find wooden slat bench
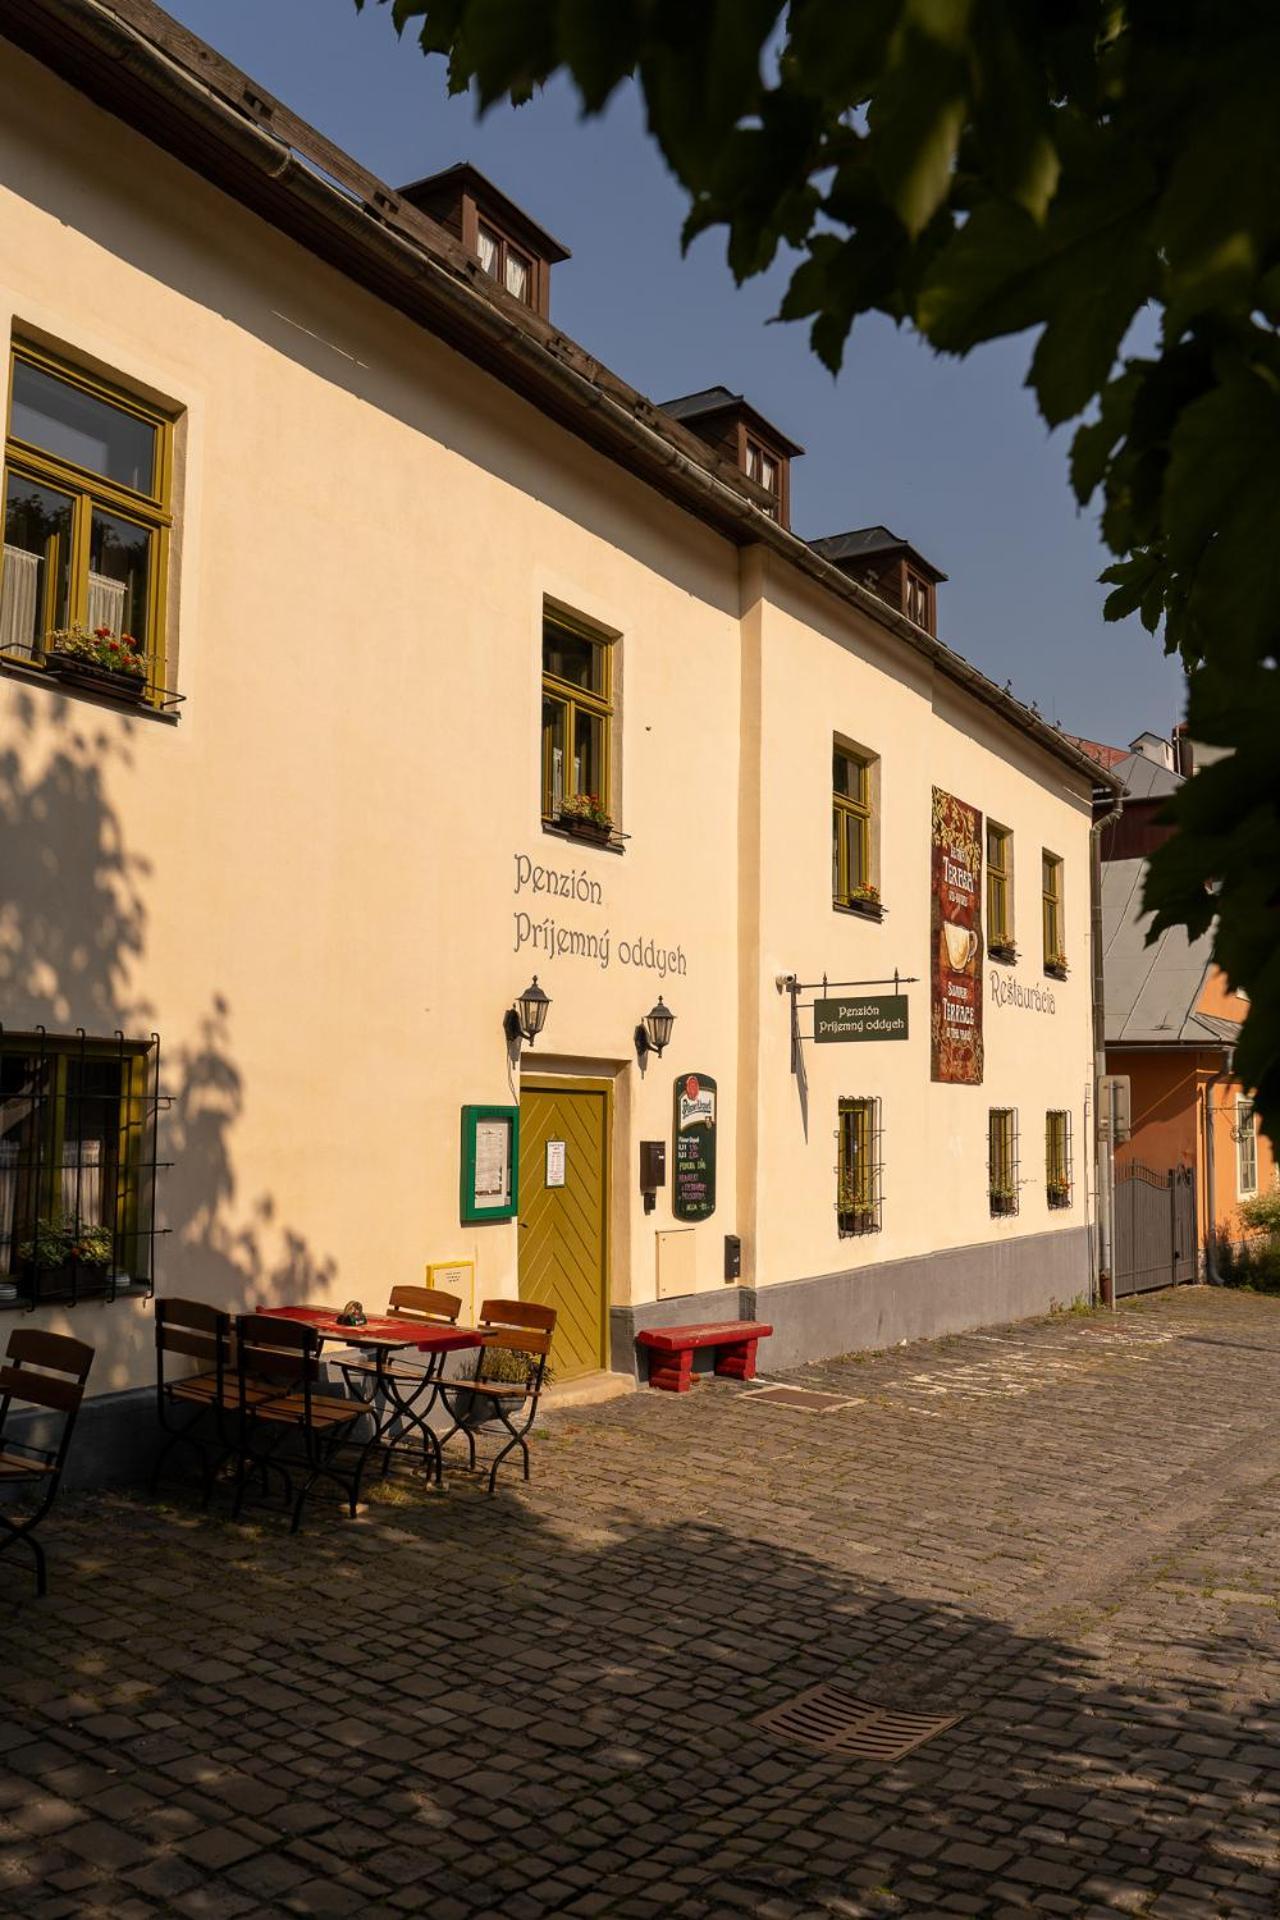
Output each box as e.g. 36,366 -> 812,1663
635,1321 -> 773,1393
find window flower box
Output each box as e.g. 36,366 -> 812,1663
1047,1183 -> 1072,1209
44,626 -> 148,704
989,939 -> 1019,964
557,795 -> 614,845
1045,957 -> 1069,981
838,1206 -> 879,1237
989,1188 -> 1018,1217
17,1218 -> 114,1301
841,885 -> 885,922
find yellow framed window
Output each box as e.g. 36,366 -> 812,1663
541,607 -> 615,832
1,343 -> 172,699
1042,851 -> 1066,974
0,1030 -> 157,1306
1045,1109 -> 1072,1208
837,1096 -> 881,1236
988,1107 -> 1018,1215
833,744 -> 877,912
986,823 -> 1014,954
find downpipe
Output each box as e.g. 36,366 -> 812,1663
1202,1051 -> 1235,1284
1091,797 -> 1123,1306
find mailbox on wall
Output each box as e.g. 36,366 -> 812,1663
640,1140 -> 666,1214
724,1234 -> 741,1282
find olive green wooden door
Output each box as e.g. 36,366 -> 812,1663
518,1081 -> 609,1381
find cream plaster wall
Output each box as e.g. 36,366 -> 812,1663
746,559 -> 1095,1296
0,47 -> 743,1397
0,45 -> 1098,1406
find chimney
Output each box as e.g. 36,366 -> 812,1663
1173,723 -> 1194,777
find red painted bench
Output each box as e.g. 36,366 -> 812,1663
636,1321 -> 773,1393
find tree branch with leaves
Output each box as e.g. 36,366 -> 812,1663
359,0 -> 1280,1132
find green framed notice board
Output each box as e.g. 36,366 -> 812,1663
460,1104 -> 519,1224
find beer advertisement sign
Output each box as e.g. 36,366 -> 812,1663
930,788 -> 984,1084
672,1072 -> 717,1221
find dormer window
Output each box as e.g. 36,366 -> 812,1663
477,221 -> 533,305
808,527 -> 946,637
658,389 -> 802,531
905,568 -> 933,629
744,439 -> 780,518
397,163 -> 570,321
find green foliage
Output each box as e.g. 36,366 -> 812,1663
358,0 -> 1280,1136
18,1216 -> 113,1269
1238,1188 -> 1280,1239
1218,1233 -> 1280,1295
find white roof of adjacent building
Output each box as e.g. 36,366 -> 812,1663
1102,856 -> 1238,1047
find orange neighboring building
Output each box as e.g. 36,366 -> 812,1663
1097,732 -> 1275,1270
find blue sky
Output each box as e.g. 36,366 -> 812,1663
163,0 -> 1184,747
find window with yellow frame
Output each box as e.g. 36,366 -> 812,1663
986,822 -> 1015,956
1,343 -> 172,700
0,1031 -> 156,1302
1042,851 -> 1066,975
837,1095 -> 881,1235
832,742 -> 879,913
541,607 -> 615,832
1045,1109 -> 1072,1208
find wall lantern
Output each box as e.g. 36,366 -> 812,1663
635,996 -> 675,1064
504,976 -> 551,1048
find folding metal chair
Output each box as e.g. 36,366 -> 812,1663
233,1313 -> 370,1533
152,1297 -> 237,1503
434,1299 -> 556,1494
336,1286 -> 463,1474
0,1329 -> 94,1595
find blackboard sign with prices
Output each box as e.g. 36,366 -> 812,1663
672,1072 -> 717,1222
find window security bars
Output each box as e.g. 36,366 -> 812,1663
837,1096 -> 883,1236
988,1107 -> 1019,1216
0,1027 -> 168,1310
1045,1109 -> 1072,1208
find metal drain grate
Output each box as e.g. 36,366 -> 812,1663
753,1684 -> 958,1761
745,1384 -> 861,1413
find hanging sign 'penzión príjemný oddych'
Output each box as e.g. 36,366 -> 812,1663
813,994 -> 909,1043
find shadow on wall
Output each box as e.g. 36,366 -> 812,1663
0,1488 -> 1275,1909
0,689 -> 338,1380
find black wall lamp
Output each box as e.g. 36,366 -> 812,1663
635,995 -> 675,1065
505,976 -> 551,1048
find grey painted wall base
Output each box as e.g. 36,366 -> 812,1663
10,1386 -> 157,1492
611,1228 -> 1091,1381
611,1288 -> 757,1382
753,1226 -> 1092,1373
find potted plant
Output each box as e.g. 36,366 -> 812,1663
17,1216 -> 114,1297
989,1185 -> 1018,1217
1045,949 -> 1069,981
845,882 -> 884,920
837,1176 -> 877,1235
1047,1181 -> 1072,1209
455,1343 -> 554,1429
558,792 -> 614,845
989,937 -> 1019,964
43,625 -> 148,701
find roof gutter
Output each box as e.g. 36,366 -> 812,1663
1,0 -> 1120,800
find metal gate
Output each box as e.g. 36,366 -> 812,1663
1114,1162 -> 1197,1296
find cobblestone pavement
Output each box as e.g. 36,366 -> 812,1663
1,1286 -> 1278,1920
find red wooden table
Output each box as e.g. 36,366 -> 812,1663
262,1307 -> 483,1481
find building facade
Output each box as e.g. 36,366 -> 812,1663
1098,732 -> 1274,1274
0,1 -> 1112,1457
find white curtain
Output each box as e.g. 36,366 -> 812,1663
476,226 -> 499,277
0,1141 -> 17,1266
86,570 -> 127,632
504,252 -> 530,302
0,544 -> 40,656
61,1137 -> 102,1226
